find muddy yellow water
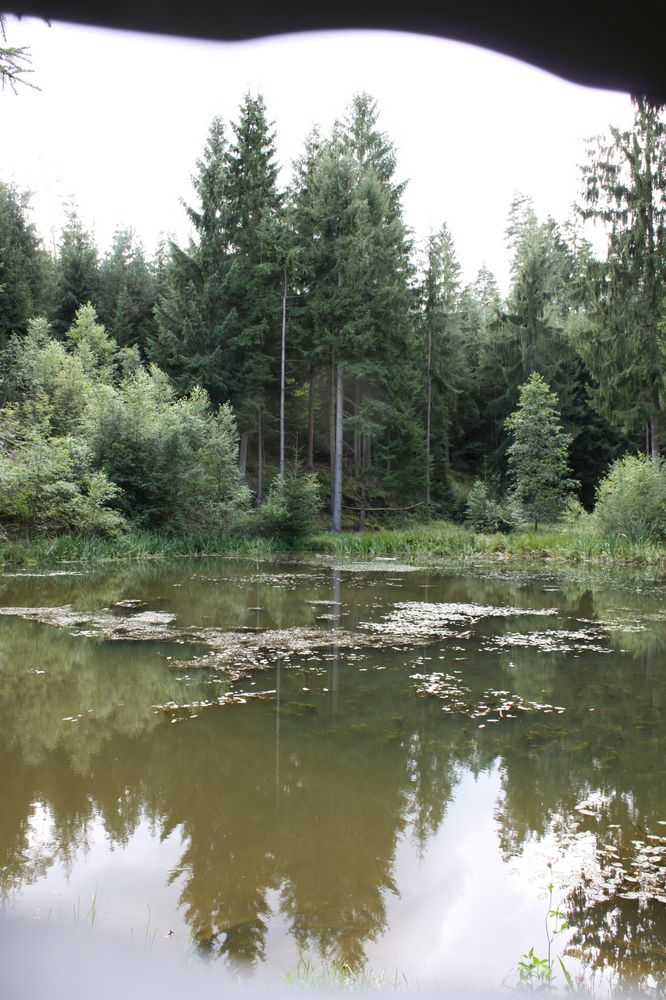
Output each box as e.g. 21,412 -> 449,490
1,557 -> 666,992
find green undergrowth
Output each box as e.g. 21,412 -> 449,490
309,521 -> 666,568
2,520 -> 666,571
0,528 -> 281,568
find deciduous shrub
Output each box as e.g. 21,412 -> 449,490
592,453 -> 666,543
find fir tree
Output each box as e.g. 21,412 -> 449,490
420,222 -> 461,505
151,115 -> 235,404
505,372 -> 577,530
50,209 -> 99,338
224,93 -> 284,500
0,182 -> 48,345
577,96 -> 666,459
97,227 -> 157,354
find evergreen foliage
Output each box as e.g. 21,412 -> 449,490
0,182 -> 48,346
505,372 -> 577,530
577,97 -> 666,458
420,222 -> 462,506
97,227 -> 158,353
0,91 -> 661,544
50,209 -> 99,337
464,480 -> 514,534
257,467 -> 322,545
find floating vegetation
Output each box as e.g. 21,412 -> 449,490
210,571 -> 327,589
0,603 -> 409,680
111,599 -> 148,610
577,830 -> 666,907
153,688 -> 277,720
1,570 -> 87,578
335,561 -> 420,575
0,605 -> 178,640
410,671 -> 565,721
532,794 -> 666,911
361,601 -> 557,642
486,628 -> 610,653
410,672 -> 471,711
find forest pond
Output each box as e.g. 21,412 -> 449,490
1,556 -> 666,993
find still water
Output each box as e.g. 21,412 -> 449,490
1,556 -> 665,992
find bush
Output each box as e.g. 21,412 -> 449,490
0,423 -> 126,538
436,475 -> 470,523
257,470 -> 322,545
464,480 -> 515,534
592,453 -> 666,544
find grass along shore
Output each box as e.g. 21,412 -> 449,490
2,521 -> 666,571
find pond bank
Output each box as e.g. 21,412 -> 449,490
2,521 -> 666,573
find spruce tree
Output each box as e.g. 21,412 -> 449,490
295,96 -> 422,529
98,227 -> 157,354
577,96 -> 666,459
151,115 -> 235,404
224,93 -> 284,500
420,222 -> 461,506
505,372 -> 576,530
0,181 -> 48,345
50,209 -> 99,338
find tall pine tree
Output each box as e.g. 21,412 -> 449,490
577,96 -> 666,459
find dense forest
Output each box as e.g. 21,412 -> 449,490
1,91 -> 665,543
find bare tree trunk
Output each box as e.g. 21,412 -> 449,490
650,414 -> 660,461
239,432 -> 248,477
353,378 -> 361,477
426,321 -> 432,506
332,363 -> 343,532
257,409 -> 263,504
279,265 -> 287,484
307,364 -> 315,470
329,358 -> 336,515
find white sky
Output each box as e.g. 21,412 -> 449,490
2,16 -> 634,295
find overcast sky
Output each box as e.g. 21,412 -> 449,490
2,16 -> 634,294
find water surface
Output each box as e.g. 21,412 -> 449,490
1,557 -> 665,992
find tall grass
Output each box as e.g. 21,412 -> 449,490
0,528 -> 280,568
3,520 -> 666,571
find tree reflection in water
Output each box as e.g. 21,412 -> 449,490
1,560 -> 666,986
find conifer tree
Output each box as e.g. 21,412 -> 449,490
577,96 -> 666,459
50,209 -> 99,338
420,222 -> 461,505
151,116 -> 235,404
98,227 -> 157,354
0,181 -> 48,345
295,96 -> 422,528
505,372 -> 576,530
224,93 -> 284,500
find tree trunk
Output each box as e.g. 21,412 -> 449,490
353,378 -> 361,477
257,409 -> 263,504
332,363 -> 343,532
307,364 -> 315,470
279,265 -> 287,484
329,358 -> 336,515
426,321 -> 432,506
650,414 -> 660,461
239,432 -> 248,477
